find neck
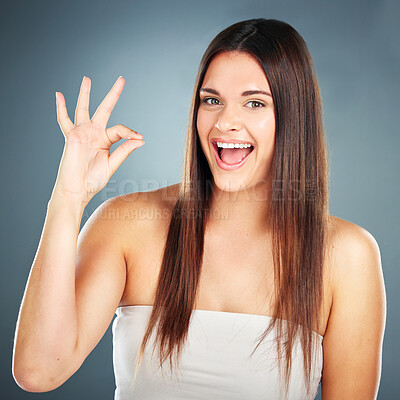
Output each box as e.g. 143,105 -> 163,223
206,180 -> 272,236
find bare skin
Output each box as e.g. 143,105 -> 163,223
114,186 -> 385,400
12,76 -> 145,391
12,67 -> 386,400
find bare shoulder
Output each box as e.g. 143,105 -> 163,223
98,182 -> 179,217
103,183 -> 180,254
326,215 -> 383,287
111,182 -> 180,219
325,214 -> 386,322
327,215 -> 381,258
321,215 -> 386,399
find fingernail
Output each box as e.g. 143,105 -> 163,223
131,130 -> 143,138
55,92 -> 58,100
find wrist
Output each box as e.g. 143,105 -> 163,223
48,187 -> 91,213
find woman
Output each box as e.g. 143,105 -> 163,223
12,18 -> 386,399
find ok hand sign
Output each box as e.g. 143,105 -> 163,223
54,76 -> 144,204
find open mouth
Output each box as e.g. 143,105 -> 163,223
211,140 -> 255,170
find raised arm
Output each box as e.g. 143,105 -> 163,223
321,220 -> 387,399
12,76 -> 144,392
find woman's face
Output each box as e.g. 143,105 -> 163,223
197,51 -> 276,194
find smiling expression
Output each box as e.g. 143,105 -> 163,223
196,51 -> 276,193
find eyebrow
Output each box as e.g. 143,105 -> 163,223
199,87 -> 272,97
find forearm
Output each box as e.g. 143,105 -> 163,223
13,190 -> 87,387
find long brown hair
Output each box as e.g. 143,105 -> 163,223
132,18 -> 330,398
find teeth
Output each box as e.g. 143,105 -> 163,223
216,142 -> 253,149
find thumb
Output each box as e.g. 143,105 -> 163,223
108,139 -> 145,176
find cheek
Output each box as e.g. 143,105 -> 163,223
196,111 -> 212,159
251,114 -> 276,162
256,113 -> 275,137
196,109 -> 214,141
248,113 -> 275,145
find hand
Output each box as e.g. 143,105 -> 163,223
53,76 -> 144,204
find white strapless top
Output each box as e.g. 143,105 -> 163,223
112,305 -> 323,399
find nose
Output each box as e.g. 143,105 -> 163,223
215,105 -> 243,132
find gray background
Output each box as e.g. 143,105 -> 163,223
1,0 -> 398,398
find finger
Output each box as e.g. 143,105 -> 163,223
108,139 -> 145,175
92,76 -> 125,128
74,76 -> 91,125
56,92 -> 74,136
104,124 -> 143,147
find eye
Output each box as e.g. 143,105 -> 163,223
201,97 -> 221,106
246,100 -> 266,109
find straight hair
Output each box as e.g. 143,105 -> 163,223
131,18 -> 330,399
